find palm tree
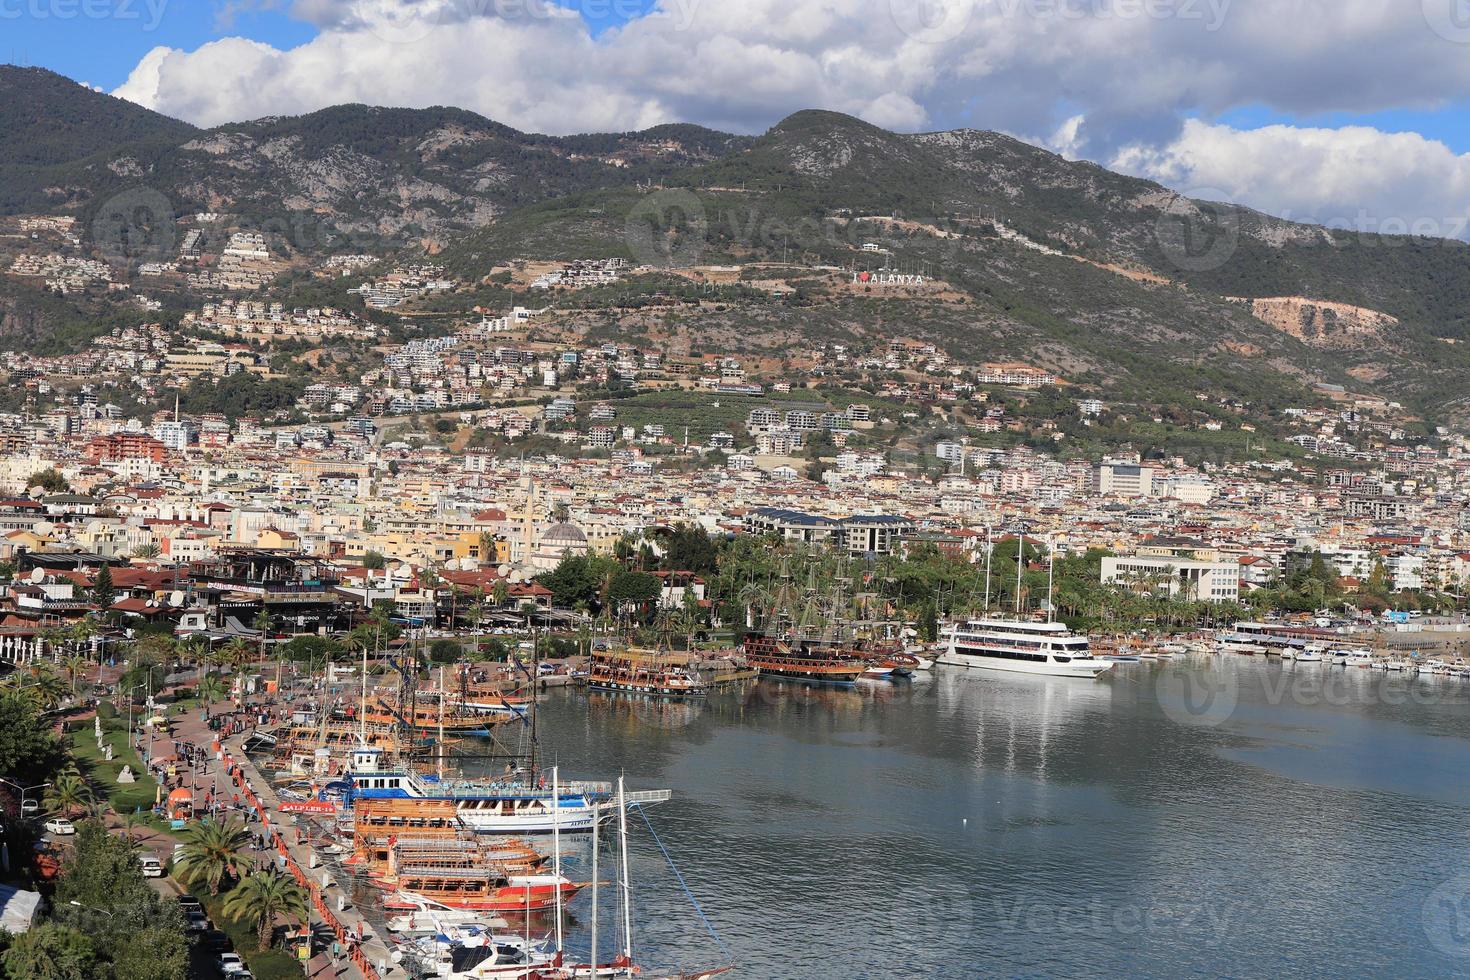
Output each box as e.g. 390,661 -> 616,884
20,664 -> 68,711
223,870 -> 310,949
66,617 -> 99,665
221,638 -> 253,673
60,653 -> 89,696
174,817 -> 251,895
197,673 -> 229,715
252,609 -> 272,668
120,811 -> 143,846
44,769 -> 93,817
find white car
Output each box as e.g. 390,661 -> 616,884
19,799 -> 39,817
44,818 -> 75,835
138,855 -> 164,878
217,952 -> 248,976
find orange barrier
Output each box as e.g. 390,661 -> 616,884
224,753 -> 381,980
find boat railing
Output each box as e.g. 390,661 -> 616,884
418,776 -> 616,797
602,789 -> 673,808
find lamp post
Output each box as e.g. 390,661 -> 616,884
0,778 -> 49,815
124,681 -> 147,761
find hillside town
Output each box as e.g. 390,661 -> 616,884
3,203 -> 1469,980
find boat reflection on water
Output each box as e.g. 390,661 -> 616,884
934,664 -> 1117,775
585,691 -> 705,732
741,677 -> 864,714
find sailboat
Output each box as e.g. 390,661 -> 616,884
533,776 -> 733,980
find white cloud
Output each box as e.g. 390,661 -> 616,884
1113,119 -> 1470,239
109,0 -> 1470,237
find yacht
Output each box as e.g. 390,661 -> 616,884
324,747 -> 670,834
938,619 -> 1113,678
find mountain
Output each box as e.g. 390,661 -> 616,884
0,67 -> 198,168
439,109 -> 1470,415
0,67 -> 752,249
6,69 -> 1470,418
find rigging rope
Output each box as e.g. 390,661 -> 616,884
632,803 -> 733,962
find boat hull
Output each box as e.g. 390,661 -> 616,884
588,679 -> 708,699
937,650 -> 1113,678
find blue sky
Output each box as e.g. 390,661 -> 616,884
8,1 -> 1470,234
4,1 -> 645,95
4,4 -> 309,90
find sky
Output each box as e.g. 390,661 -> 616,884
8,0 -> 1470,238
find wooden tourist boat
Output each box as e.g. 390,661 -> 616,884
588,648 -> 708,698
742,632 -> 867,684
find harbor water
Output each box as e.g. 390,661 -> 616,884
471,658 -> 1470,978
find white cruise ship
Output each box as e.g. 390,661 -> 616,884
938,618 -> 1113,678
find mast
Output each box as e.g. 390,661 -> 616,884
359,641 -> 367,744
436,664 -> 445,779
552,765 -> 563,959
1013,533 -> 1024,616
981,526 -> 993,615
1046,535 -> 1056,623
617,776 -> 633,961
529,626 -> 539,776
589,800 -> 599,974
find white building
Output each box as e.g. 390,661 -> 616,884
1101,555 -> 1241,604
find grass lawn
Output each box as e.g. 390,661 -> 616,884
68,725 -> 170,830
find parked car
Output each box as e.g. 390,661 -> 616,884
201,929 -> 231,954
19,799 -> 39,817
185,910 -> 210,933
43,818 -> 75,835
138,854 -> 164,878
177,894 -> 203,916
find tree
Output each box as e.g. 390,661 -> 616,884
197,672 -> 229,715
660,523 -> 720,576
607,570 -> 661,624
362,550 -> 387,570
0,924 -> 96,980
131,542 -> 161,560
1366,559 -> 1392,600
54,821 -> 189,980
174,817 -> 251,895
59,653 -> 89,696
91,563 -> 116,610
44,768 -> 94,817
0,690 -> 67,788
429,638 -> 463,664
26,468 -> 70,494
223,870 -> 310,950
